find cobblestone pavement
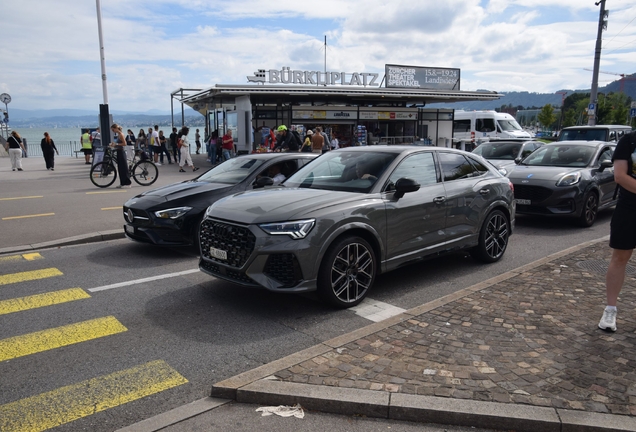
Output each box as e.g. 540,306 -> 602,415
273,242 -> 636,417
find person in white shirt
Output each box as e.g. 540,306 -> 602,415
268,164 -> 286,185
148,127 -> 161,165
331,134 -> 339,150
178,127 -> 200,173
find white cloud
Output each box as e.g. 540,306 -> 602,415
0,0 -> 634,112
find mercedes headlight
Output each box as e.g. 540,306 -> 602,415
259,219 -> 315,239
154,206 -> 192,219
556,172 -> 581,187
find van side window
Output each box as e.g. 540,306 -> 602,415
454,119 -> 471,133
476,119 -> 495,133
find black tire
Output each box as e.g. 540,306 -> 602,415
317,236 -> 376,308
90,161 -> 117,188
470,209 -> 509,263
131,161 -> 158,186
578,192 -> 598,227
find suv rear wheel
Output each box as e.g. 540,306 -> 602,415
470,209 -> 509,263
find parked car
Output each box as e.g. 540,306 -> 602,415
472,140 -> 544,176
122,152 -> 317,246
557,125 -> 631,143
508,141 -> 616,227
198,146 -> 515,308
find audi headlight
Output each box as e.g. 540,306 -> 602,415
259,219 -> 315,239
154,206 -> 192,219
556,172 -> 581,187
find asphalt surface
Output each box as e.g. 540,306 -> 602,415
0,154 -> 636,431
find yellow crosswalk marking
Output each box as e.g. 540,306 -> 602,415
0,288 -> 90,316
0,268 -> 63,286
0,253 -> 42,263
0,360 -> 188,432
0,195 -> 43,201
0,316 -> 127,362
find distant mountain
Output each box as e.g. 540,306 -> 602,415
7,108 -> 200,121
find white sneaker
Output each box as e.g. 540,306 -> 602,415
156,162 -> 162,166
598,308 -> 617,332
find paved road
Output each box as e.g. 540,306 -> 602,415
0,152 -> 618,431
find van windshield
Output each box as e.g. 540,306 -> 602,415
497,120 -> 523,132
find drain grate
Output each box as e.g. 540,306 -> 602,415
576,260 -> 636,275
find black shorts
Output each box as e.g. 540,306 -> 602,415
610,204 -> 636,250
82,148 -> 93,155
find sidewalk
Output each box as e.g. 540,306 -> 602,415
170,237 -> 636,432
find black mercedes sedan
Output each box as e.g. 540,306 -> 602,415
508,140 -> 616,227
123,152 -> 318,246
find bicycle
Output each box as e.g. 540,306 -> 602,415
89,146 -> 159,188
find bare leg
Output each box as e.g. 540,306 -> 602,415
606,249 -> 633,306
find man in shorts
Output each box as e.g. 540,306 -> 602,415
599,131 -> 636,332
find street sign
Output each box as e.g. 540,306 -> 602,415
631,101 -> 636,109
631,108 -> 636,118
588,103 -> 595,115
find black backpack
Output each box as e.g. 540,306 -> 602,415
289,130 -> 302,151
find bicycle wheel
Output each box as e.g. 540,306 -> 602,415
131,160 -> 158,186
90,161 -> 117,188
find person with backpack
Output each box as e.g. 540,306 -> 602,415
599,131 -> 636,332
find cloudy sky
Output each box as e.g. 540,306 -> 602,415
1,0 -> 635,113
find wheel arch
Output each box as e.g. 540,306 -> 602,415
315,224 -> 384,277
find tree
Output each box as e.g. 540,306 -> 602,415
537,104 -> 557,131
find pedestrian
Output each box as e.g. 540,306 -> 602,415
80,129 -> 93,164
208,129 -> 218,164
136,129 -> 147,154
599,131 -> 636,332
158,130 -> 173,164
273,125 -> 299,152
110,123 -> 132,188
126,129 -> 135,147
301,129 -> 313,152
169,127 -> 179,163
222,129 -> 234,160
311,126 -> 324,153
195,128 -> 201,154
178,127 -> 200,173
7,130 -> 26,171
91,127 -> 101,148
40,132 -> 59,171
149,126 -> 161,165
318,126 -> 331,153
331,133 -> 339,150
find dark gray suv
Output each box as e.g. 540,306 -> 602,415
198,146 -> 515,308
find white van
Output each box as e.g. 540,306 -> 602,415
453,110 -> 532,143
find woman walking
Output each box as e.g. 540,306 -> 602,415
40,132 -> 59,170
178,127 -> 199,173
111,124 -> 132,188
7,131 -> 26,171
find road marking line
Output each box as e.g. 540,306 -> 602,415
22,253 -> 43,261
86,190 -> 128,194
0,316 -> 127,362
0,254 -> 42,263
350,298 -> 407,323
0,360 -> 188,432
2,213 -> 55,220
88,269 -> 199,292
0,288 -> 90,316
0,195 -> 44,201
0,268 -> 63,286
101,206 -> 122,210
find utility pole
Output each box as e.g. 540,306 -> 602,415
588,0 -> 608,126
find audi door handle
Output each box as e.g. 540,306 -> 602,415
433,197 -> 446,204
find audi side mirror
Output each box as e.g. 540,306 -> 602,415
394,178 -> 420,199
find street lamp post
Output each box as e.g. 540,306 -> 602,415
95,0 -> 111,146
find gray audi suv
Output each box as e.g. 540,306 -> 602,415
198,146 -> 515,308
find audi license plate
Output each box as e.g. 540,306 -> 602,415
209,247 -> 227,260
515,199 -> 531,205
124,225 -> 134,235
